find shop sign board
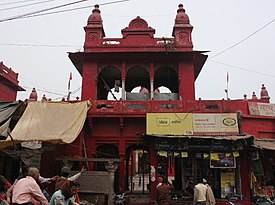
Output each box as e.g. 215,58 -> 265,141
146,113 -> 193,135
248,102 -> 275,116
155,138 -> 233,151
147,113 -> 239,135
193,113 -> 239,134
210,152 -> 236,168
220,171 -> 235,198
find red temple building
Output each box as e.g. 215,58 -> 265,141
0,62 -> 25,182
0,61 -> 25,101
42,4 -> 275,205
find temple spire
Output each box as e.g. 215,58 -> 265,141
84,4 -> 105,49
172,4 -> 193,48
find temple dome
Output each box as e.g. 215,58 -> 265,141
174,4 -> 190,25
87,4 -> 103,26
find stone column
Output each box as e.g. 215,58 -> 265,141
121,62 -> 126,100
150,62 -> 154,100
150,80 -> 154,99
105,160 -> 119,205
122,80 -> 126,100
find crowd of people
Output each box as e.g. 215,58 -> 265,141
0,164 -> 217,205
0,164 -> 86,205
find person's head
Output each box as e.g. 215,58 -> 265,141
28,167 -> 40,181
61,166 -> 70,178
197,177 -> 204,184
60,180 -> 80,199
203,178 -> 207,185
158,176 -> 164,183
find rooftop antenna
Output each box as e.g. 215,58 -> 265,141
224,71 -> 229,100
67,72 -> 72,101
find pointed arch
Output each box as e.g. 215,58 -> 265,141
154,66 -> 179,93
125,65 -> 150,93
97,66 -> 121,100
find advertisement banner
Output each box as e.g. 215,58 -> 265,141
146,113 -> 193,135
146,113 -> 239,135
220,171 -> 235,198
193,113 -> 239,134
248,102 -> 275,116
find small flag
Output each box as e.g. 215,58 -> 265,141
68,72 -> 72,90
69,72 -> 72,80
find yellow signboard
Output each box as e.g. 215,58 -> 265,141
146,113 -> 239,135
146,113 -> 193,135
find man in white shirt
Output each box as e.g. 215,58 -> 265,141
193,178 -> 207,205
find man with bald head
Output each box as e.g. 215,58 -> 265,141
12,167 -> 48,205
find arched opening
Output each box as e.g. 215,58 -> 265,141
97,66 -> 121,100
125,66 -> 150,100
154,66 -> 179,100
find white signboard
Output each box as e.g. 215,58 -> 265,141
248,102 -> 275,117
193,113 -> 239,134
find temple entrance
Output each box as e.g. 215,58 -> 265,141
125,145 -> 150,194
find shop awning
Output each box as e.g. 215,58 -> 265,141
144,134 -> 253,141
0,101 -> 22,139
0,100 -> 91,149
144,134 -> 254,151
253,138 -> 275,150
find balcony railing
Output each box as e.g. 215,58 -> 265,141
87,99 -> 251,116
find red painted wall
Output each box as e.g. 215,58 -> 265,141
0,61 -> 25,101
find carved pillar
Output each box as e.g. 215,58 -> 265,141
150,62 -> 154,99
119,140 -> 126,192
150,80 -> 154,100
122,80 -> 125,100
104,161 -> 119,205
121,62 -> 126,100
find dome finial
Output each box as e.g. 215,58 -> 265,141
260,84 -> 270,99
252,91 -> 258,100
29,87 -> 38,101
178,4 -> 185,13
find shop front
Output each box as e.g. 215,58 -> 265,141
146,135 -> 254,205
146,113 -> 254,205
250,139 -> 275,203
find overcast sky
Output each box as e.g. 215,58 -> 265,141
0,0 -> 274,102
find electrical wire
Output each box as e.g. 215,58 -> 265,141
7,0 -> 130,20
0,43 -> 81,47
0,0 -> 55,12
18,5 -> 91,19
210,17 -> 275,59
0,0 -> 37,6
0,79 -> 74,99
0,0 -> 130,22
0,0 -> 89,23
208,59 -> 275,78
